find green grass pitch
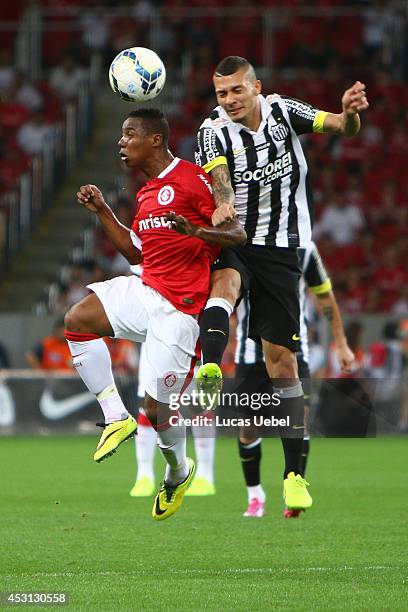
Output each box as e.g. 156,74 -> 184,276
1,435 -> 407,610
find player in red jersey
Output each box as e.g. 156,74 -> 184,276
64,108 -> 245,520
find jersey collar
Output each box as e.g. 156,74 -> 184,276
157,157 -> 180,179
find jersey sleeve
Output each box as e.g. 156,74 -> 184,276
195,122 -> 228,174
190,171 -> 216,224
305,242 -> 332,294
281,96 -> 328,135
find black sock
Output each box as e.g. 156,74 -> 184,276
238,439 -> 262,486
199,306 -> 229,365
275,389 -> 305,478
300,437 -> 310,477
281,437 -> 303,478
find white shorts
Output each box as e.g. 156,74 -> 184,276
88,275 -> 199,403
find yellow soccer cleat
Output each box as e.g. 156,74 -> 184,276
196,363 -> 222,410
93,415 -> 137,463
185,476 -> 216,496
152,458 -> 195,521
130,476 -> 155,497
283,472 -> 312,511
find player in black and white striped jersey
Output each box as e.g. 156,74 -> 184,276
195,56 -> 368,510
235,241 -> 354,517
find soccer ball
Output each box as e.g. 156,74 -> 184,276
109,47 -> 166,102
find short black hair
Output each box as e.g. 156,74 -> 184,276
214,56 -> 256,79
127,108 -> 169,146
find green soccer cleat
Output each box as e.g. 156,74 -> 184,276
93,415 -> 137,463
283,472 -> 312,511
130,476 -> 155,497
196,363 -> 222,410
185,476 -> 216,496
152,458 -> 195,521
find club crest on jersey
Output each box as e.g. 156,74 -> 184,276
270,122 -> 289,141
164,372 -> 177,388
158,185 -> 175,205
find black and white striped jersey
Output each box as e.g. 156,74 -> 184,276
195,94 -> 327,248
234,240 -> 332,366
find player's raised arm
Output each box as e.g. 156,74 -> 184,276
165,212 -> 246,248
321,80 -> 369,137
77,184 -> 142,264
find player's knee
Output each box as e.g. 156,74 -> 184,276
266,347 -> 298,380
64,305 -> 78,332
239,426 -> 258,445
275,351 -> 298,380
210,269 -> 241,305
239,435 -> 257,445
64,301 -> 91,333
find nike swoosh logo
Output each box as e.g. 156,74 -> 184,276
292,334 -> 300,341
39,389 -> 95,420
207,328 -> 226,336
155,497 -> 167,515
292,425 -> 305,429
96,427 -> 122,450
233,147 -> 248,156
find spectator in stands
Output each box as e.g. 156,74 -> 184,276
341,268 -> 367,315
26,318 -> 73,371
79,5 -> 111,52
0,49 -> 15,90
314,191 -> 365,245
65,264 -> 90,306
392,286 -> 408,316
0,145 -> 30,191
8,72 -> 43,112
16,110 -> 55,156
399,320 -> 408,433
365,320 -> 405,419
49,54 -> 87,101
0,90 -> 29,130
372,245 -> 407,310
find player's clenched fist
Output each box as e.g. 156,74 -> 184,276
77,184 -> 107,213
211,203 -> 236,227
342,81 -> 369,115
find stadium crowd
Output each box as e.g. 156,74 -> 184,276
0,0 -> 407,317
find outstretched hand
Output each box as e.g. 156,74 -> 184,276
77,184 -> 107,213
342,81 -> 369,115
336,344 -> 355,374
165,212 -> 199,237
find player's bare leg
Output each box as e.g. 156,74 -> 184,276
64,292 -> 137,461
144,393 -> 195,520
262,340 -> 312,512
197,268 -> 241,407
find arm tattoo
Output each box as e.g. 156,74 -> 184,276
210,165 -> 235,208
322,306 -> 334,322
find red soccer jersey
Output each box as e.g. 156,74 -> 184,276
131,158 -> 220,315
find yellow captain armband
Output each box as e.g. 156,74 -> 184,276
310,278 -> 332,295
313,110 -> 329,134
202,156 -> 228,174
